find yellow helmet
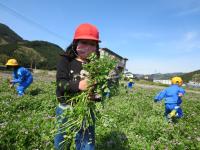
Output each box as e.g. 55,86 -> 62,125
129,79 -> 133,82
5,59 -> 19,66
171,76 -> 183,86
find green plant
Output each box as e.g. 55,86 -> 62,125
58,54 -> 117,149
1,72 -> 200,149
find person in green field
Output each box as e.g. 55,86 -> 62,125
126,78 -> 134,93
55,23 -> 101,150
5,59 -> 33,96
154,76 -> 186,122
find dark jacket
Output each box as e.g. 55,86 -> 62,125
56,54 -> 83,104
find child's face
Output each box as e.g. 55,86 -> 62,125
76,40 -> 97,59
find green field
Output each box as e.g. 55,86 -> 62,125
0,80 -> 200,150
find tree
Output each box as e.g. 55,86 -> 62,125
192,74 -> 200,83
13,46 -> 45,68
0,54 -> 9,65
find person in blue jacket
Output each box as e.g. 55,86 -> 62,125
127,79 -> 134,89
5,59 -> 33,96
154,76 -> 185,121
126,78 -> 134,93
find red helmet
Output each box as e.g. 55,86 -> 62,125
73,23 -> 100,42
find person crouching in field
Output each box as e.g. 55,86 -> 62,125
154,77 -> 185,122
5,59 -> 33,96
55,23 -> 101,150
126,78 -> 134,93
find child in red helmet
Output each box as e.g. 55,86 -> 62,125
55,23 -> 100,150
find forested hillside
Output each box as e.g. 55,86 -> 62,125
0,23 -> 64,69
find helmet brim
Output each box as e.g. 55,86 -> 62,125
5,63 -> 18,66
74,36 -> 101,43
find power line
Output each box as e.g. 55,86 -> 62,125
0,2 -> 67,41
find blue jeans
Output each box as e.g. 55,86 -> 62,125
17,76 -> 33,96
165,103 -> 183,118
54,106 -> 95,150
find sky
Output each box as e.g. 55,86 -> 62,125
0,0 -> 200,74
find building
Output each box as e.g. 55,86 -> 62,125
153,79 -> 171,85
99,48 -> 128,70
187,81 -> 200,88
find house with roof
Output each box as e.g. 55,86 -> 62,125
99,48 -> 128,71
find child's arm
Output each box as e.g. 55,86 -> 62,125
11,70 -> 25,84
178,93 -> 183,97
178,88 -> 186,97
154,89 -> 166,102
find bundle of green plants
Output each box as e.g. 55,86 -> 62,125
58,54 -> 118,149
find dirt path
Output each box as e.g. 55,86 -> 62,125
1,72 -> 200,94
0,71 -> 55,82
135,83 -> 200,94
0,72 -> 11,79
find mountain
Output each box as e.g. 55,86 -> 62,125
150,72 -> 184,80
0,23 -> 23,44
140,70 -> 200,83
180,70 -> 200,82
0,23 -> 64,69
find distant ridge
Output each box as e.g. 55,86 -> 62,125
0,23 -> 64,69
180,70 -> 200,82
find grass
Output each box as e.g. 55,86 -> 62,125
96,87 -> 200,149
0,80 -> 200,149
